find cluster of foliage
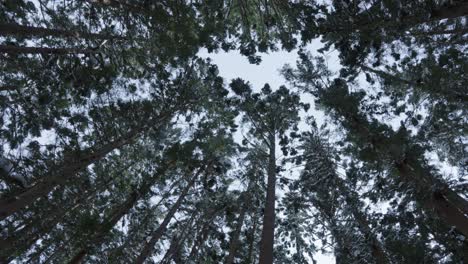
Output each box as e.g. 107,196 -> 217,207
0,0 -> 466,263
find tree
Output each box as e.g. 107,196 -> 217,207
230,79 -> 307,263
284,54 -> 468,261
298,125 -> 390,264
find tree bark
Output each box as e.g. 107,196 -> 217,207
246,212 -> 258,264
187,217 -> 212,260
226,183 -> 252,264
259,133 -> 276,264
341,109 -> 468,238
0,23 -> 126,40
335,179 -> 390,264
160,212 -> 196,264
396,160 -> 468,237
0,200 -> 81,263
134,166 -> 204,264
430,1 -> 468,21
0,110 -> 174,220
322,1 -> 468,37
68,191 -> 140,264
67,162 -> 176,264
0,129 -> 139,220
0,45 -> 97,54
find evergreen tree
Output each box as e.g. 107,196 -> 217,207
230,79 -> 307,263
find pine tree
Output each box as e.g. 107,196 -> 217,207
230,79 -> 307,263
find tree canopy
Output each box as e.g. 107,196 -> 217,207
0,1 -> 467,263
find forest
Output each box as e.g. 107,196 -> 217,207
0,0 -> 467,263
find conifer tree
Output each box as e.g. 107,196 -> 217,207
230,79 -> 307,263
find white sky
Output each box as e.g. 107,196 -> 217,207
199,42 -> 337,264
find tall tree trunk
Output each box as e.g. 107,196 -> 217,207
246,212 -> 258,264
185,206 -> 220,261
88,0 -> 148,14
360,65 -> 468,102
0,23 -> 126,40
187,218 -> 212,260
160,212 -> 196,264
0,111 -> 175,220
342,111 -> 468,237
68,191 -> 140,264
0,170 -> 119,261
225,204 -> 247,264
335,179 -> 390,264
0,129 -> 138,219
226,183 -> 252,264
317,204 -> 352,264
134,166 -> 204,264
0,45 -> 97,54
323,1 -> 468,36
396,160 -> 468,237
259,133 -> 276,264
67,162 -> 176,264
105,178 -> 181,262
430,1 -> 468,21
0,197 -> 86,263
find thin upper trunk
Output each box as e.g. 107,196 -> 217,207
106,179 -> 182,262
0,45 -> 97,55
361,65 -> 468,102
259,133 -> 276,264
396,160 -> 468,237
323,1 -> 468,36
0,195 -> 90,263
0,23 -> 126,40
246,212 -> 258,264
316,202 -> 351,264
0,128 -> 140,220
88,0 -> 150,14
225,205 -> 247,264
186,206 -> 220,261
0,171 -> 118,261
430,1 -> 468,21
160,213 -> 196,264
134,166 -> 204,264
226,183 -> 252,264
187,218 -> 212,260
335,179 -> 390,264
0,112 -> 172,220
343,112 -> 468,237
68,192 -> 141,264
67,162 -> 176,264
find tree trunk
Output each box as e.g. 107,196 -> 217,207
0,169 -> 122,263
105,177 -> 182,262
67,162 -> 176,264
134,166 -> 204,264
323,1 -> 468,37
68,191 -> 140,264
396,160 -> 468,238
333,177 -> 390,264
0,135 -> 136,220
259,133 -> 276,264
0,23 -> 126,40
0,203 -> 77,263
338,110 -> 468,238
246,212 -> 258,264
187,218 -> 211,260
226,184 -> 252,264
0,113 -> 171,220
160,212 -> 196,264
430,1 -> 468,21
0,45 -> 97,54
